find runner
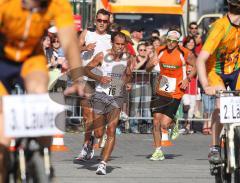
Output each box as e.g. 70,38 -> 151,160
84,32 -> 133,175
0,0 -> 84,182
146,29 -> 196,161
75,9 -> 112,161
196,0 -> 240,163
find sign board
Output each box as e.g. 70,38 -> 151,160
3,94 -> 64,137
220,96 -> 240,123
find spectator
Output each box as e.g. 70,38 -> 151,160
181,36 -> 198,134
151,36 -> 161,50
41,35 -> 53,66
151,29 -> 160,38
130,27 -> 144,52
202,93 -> 215,135
188,22 -> 199,37
130,42 -> 152,133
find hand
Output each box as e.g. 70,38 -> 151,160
179,79 -> 189,90
86,42 -> 96,51
99,76 -> 112,84
64,81 -> 85,97
126,83 -> 132,91
204,86 -> 216,96
150,55 -> 159,66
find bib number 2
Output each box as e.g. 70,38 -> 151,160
159,75 -> 176,93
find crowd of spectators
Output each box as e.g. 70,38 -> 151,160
42,18 -> 216,136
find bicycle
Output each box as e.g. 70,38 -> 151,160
210,90 -> 240,183
4,85 -> 64,183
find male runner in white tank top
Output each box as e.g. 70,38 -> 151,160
75,9 -> 111,161
85,32 -> 134,175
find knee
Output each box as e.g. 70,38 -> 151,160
106,127 -> 116,137
25,73 -> 48,94
94,130 -> 104,139
161,123 -> 168,130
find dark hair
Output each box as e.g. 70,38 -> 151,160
145,40 -> 153,47
151,36 -> 161,43
151,30 -> 160,36
39,0 -> 51,8
188,22 -> 198,28
111,31 -> 126,43
228,3 -> 240,15
183,36 -> 197,56
96,9 -> 110,18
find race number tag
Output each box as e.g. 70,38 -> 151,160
220,96 -> 240,123
159,75 -> 176,93
3,94 -> 64,137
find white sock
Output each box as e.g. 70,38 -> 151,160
100,161 -> 107,165
156,147 -> 162,151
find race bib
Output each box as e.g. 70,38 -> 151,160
158,75 -> 176,93
102,85 -> 121,96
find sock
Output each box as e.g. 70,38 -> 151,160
156,147 -> 162,151
100,161 -> 107,165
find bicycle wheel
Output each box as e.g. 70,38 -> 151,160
27,151 -> 50,183
234,127 -> 240,183
215,135 -> 231,183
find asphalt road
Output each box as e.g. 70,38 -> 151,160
52,132 -> 214,183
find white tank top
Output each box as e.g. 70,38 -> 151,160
82,31 -> 111,81
95,51 -> 128,96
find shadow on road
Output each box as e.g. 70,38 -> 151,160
135,154 -> 182,159
73,156 -> 122,173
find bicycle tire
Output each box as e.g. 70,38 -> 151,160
234,127 -> 240,183
27,151 -> 50,183
215,135 -> 232,183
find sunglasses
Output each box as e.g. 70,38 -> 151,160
167,39 -> 178,43
96,19 -> 109,24
53,40 -> 59,43
139,49 -> 146,51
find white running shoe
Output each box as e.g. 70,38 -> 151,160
96,162 -> 106,175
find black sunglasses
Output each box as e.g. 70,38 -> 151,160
96,19 -> 109,24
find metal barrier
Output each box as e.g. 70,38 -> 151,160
50,70 -> 215,124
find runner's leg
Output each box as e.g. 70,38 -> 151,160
101,108 -> 120,162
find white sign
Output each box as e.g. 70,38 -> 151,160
220,96 -> 240,123
159,75 -> 176,93
3,94 -> 64,137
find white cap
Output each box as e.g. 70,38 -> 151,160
48,26 -> 57,34
167,30 -> 181,41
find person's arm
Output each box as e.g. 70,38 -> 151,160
196,50 -> 216,95
135,56 -> 148,70
179,52 -> 196,90
85,52 -> 112,84
58,26 -> 82,80
78,29 -> 96,53
146,53 -> 159,72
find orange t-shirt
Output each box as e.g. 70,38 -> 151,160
156,45 -> 191,99
0,0 -> 74,62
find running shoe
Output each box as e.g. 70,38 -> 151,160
119,111 -> 129,121
96,162 -> 107,175
169,119 -> 179,140
150,149 -> 165,161
86,135 -> 95,160
208,146 -> 221,164
75,145 -> 88,161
